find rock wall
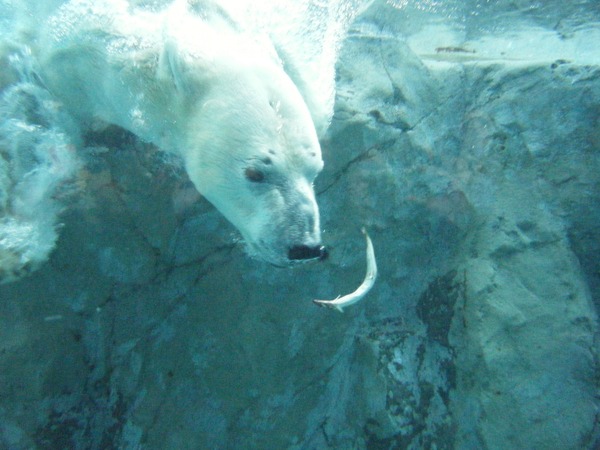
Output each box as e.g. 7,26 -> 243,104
1,1 -> 599,449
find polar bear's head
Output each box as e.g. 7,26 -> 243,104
180,59 -> 326,266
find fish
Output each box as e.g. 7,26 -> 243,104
313,227 -> 377,313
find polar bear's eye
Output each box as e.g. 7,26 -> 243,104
245,167 -> 265,183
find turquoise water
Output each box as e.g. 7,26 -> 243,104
1,1 -> 599,449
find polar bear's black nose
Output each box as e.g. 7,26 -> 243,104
288,245 -> 327,261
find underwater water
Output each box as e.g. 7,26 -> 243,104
1,0 -> 599,448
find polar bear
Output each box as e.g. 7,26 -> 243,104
36,0 -> 327,266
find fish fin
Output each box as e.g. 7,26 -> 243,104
334,305 -> 345,313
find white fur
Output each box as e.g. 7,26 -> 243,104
38,0 -> 325,265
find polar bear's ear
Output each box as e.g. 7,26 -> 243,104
157,40 -> 192,95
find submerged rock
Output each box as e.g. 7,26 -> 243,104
1,1 -> 599,449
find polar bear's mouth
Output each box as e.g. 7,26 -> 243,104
244,239 -> 327,267
288,245 -> 328,262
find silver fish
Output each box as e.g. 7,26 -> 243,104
313,227 -> 377,312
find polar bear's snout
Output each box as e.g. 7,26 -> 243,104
280,179 -> 326,263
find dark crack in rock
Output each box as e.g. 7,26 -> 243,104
362,317 -> 456,449
417,270 -> 464,347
